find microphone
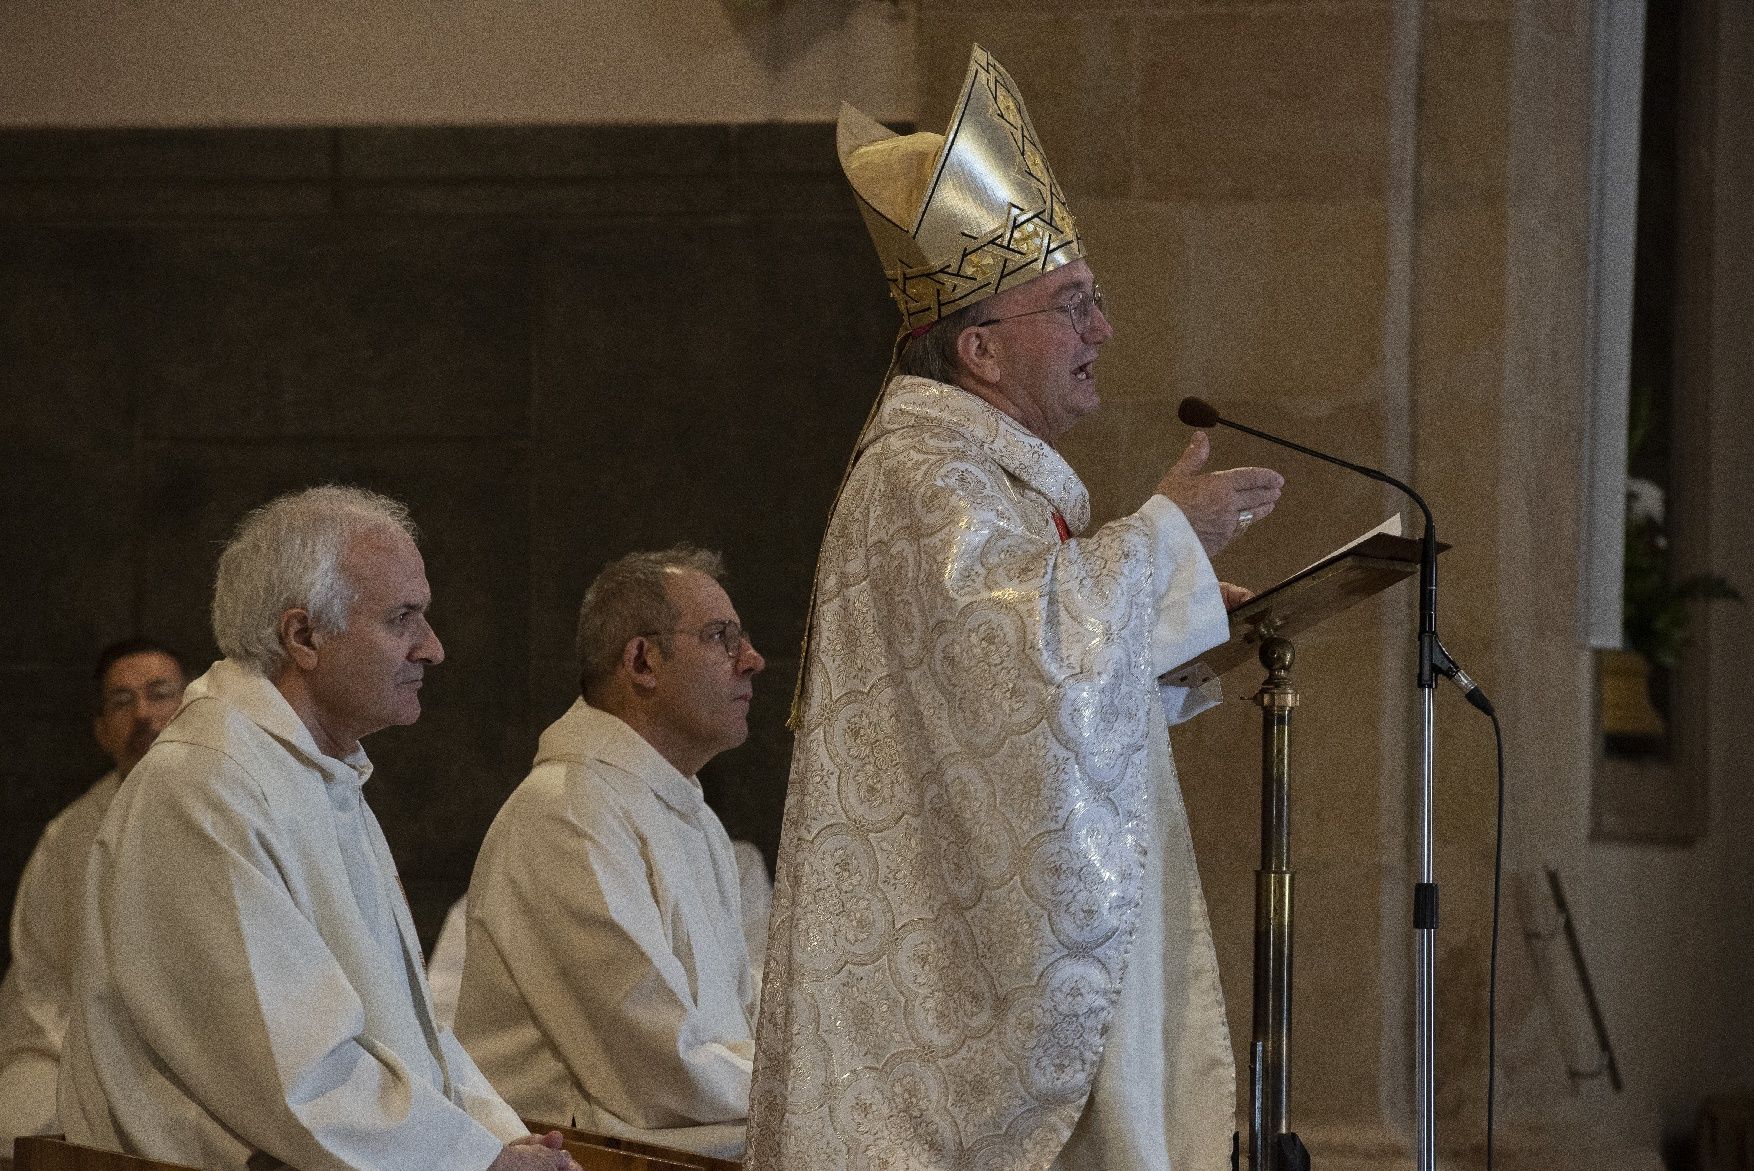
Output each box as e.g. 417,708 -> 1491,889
1176,396 -> 1493,715
1177,397 -> 1220,428
1184,399 -> 1499,1170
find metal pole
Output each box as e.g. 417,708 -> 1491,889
1250,637 -> 1298,1171
1415,688 -> 1436,1170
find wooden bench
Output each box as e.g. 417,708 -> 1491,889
11,1137 -> 201,1171
13,1127 -> 741,1171
522,1120 -> 741,1171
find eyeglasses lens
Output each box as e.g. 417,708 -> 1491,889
706,621 -> 746,659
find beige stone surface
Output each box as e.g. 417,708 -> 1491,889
923,0 -> 1752,1162
1071,196 -> 1390,408
1417,14 -> 1513,207
0,0 -> 918,126
916,13 -> 1141,199
955,1 -> 1713,1162
1136,6 -> 1394,202
1409,201 -> 1509,661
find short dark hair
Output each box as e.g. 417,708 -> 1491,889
575,547 -> 727,698
94,638 -> 188,693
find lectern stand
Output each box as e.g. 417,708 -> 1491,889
1201,532 -> 1433,1171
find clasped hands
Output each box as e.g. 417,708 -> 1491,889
490,1131 -> 583,1171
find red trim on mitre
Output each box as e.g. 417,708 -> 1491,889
1052,510 -> 1072,542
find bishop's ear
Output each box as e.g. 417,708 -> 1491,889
278,608 -> 321,671
954,323 -> 1002,385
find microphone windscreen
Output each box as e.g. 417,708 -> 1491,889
1177,397 -> 1220,428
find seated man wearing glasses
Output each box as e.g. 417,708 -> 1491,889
456,548 -> 765,1161
0,638 -> 186,1146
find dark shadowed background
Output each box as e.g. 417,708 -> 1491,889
0,124 -> 897,961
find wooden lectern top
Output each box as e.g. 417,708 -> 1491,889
1200,531 -> 1435,677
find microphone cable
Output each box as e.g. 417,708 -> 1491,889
1484,700 -> 1506,1171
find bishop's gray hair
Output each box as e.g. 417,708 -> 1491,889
211,485 -> 420,675
575,546 -> 725,698
896,301 -> 984,385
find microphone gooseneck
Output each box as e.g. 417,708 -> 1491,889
1173,397 -> 1475,697
1177,397 -> 1432,530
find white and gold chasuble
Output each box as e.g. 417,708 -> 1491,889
749,377 -> 1235,1170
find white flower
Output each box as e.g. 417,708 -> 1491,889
1627,477 -> 1665,529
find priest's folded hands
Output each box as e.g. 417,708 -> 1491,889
491,1131 -> 582,1171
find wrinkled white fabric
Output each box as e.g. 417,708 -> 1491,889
58,659 -> 525,1171
748,376 -> 1234,1170
0,771 -> 119,1144
430,842 -> 769,1033
456,701 -> 758,1160
429,897 -> 469,1031
731,840 -> 773,998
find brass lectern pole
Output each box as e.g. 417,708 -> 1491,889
1250,636 -> 1306,1171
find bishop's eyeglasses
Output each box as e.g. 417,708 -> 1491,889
976,284 -> 1106,336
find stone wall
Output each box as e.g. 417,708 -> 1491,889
909,1 -> 1732,1166
0,0 -> 915,126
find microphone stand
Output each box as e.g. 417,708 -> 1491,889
1197,408 -> 1478,1171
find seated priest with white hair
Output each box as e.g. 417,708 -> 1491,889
456,547 -> 765,1160
58,485 -> 580,1171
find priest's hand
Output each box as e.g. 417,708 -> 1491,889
1157,430 -> 1284,556
1220,582 -> 1255,610
490,1132 -> 582,1171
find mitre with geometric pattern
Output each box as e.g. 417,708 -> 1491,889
837,44 -> 1084,335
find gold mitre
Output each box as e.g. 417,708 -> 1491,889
838,44 -> 1084,334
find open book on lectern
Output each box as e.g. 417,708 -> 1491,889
1190,515 -> 1446,678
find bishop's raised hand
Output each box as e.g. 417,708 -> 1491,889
1156,429 -> 1285,557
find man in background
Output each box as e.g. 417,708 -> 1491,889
0,638 -> 186,1145
457,547 -> 764,1160
58,485 -> 577,1171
